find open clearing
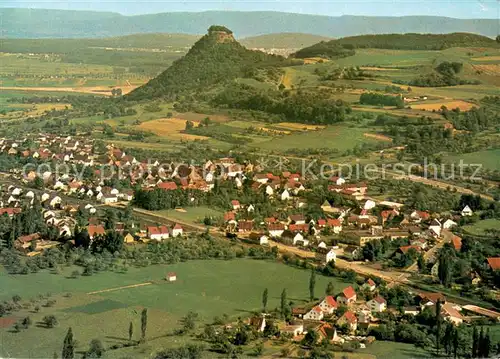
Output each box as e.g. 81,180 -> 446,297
410,100 -> 476,111
137,118 -> 210,140
251,125 -> 386,153
446,148 -> 500,171
464,219 -> 500,235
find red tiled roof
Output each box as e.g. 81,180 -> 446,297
452,235 -> 462,251
367,278 -> 376,287
325,296 -> 337,308
318,219 -> 327,226
87,225 -> 105,237
224,212 -> 236,221
158,181 -> 177,190
342,286 -> 356,300
0,208 -> 22,216
373,296 -> 386,304
327,219 -> 342,227
487,257 -> 500,271
268,223 -> 285,231
173,224 -> 183,230
289,224 -> 309,233
148,226 -> 160,235
341,311 -> 357,324
18,233 -> 40,243
231,200 -> 240,206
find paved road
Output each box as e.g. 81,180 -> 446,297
268,240 -> 409,285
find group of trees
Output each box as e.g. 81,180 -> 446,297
213,84 -> 351,125
332,33 -> 499,50
292,41 -> 355,59
359,93 -> 404,108
409,61 -> 478,87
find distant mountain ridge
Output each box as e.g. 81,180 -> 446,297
1,8 -> 498,38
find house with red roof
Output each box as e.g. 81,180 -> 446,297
157,181 -> 178,191
452,235 -> 462,252
237,220 -> 253,233
327,218 -> 342,234
268,223 -> 285,238
337,286 -> 357,305
487,257 -> 500,271
303,306 -> 324,321
362,278 -> 377,292
231,200 -> 241,211
87,225 -> 105,239
337,311 -> 358,332
171,224 -> 183,237
224,211 -> 236,222
318,296 -> 338,315
147,226 -> 169,241
0,207 -> 22,218
315,323 -> 339,343
367,296 -> 387,312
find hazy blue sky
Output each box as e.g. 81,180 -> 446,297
2,0 -> 499,18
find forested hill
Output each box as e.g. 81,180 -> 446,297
294,33 -> 500,57
331,33 -> 500,50
1,9 -> 498,38
126,26 -> 290,101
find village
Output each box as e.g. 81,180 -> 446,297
1,132 -> 500,355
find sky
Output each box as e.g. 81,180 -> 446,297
1,0 -> 499,18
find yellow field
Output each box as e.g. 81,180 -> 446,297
472,64 -> 500,76
472,56 -> 500,62
275,122 -> 326,131
257,127 -> 291,135
364,133 -> 392,142
303,57 -> 329,64
410,100 -> 476,111
137,118 -> 210,140
360,66 -> 398,71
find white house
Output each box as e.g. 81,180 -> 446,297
429,219 -> 442,238
265,185 -> 274,196
247,204 -> 255,213
367,296 -> 387,312
318,296 -> 338,315
443,219 -> 457,229
281,189 -> 291,201
268,223 -> 285,238
461,205 -> 473,217
166,272 -> 177,282
303,306 -> 324,321
100,195 -> 118,204
337,286 -> 357,305
231,200 -> 241,211
293,233 -> 308,247
171,224 -> 183,237
362,278 -> 377,292
316,248 -> 336,263
363,199 -> 376,210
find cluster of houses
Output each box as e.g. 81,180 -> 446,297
249,280 -> 499,345
220,173 -> 475,268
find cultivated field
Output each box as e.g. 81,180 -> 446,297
0,259 -> 349,358
137,118 -> 210,140
446,149 -> 500,171
410,100 -> 476,111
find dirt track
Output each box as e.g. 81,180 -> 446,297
87,282 -> 152,295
